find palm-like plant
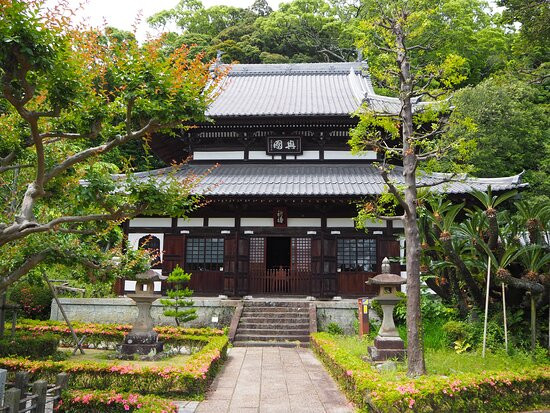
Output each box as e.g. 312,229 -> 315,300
515,200 -> 550,245
519,245 -> 550,283
471,188 -> 518,250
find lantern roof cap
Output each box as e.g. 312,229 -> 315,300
135,269 -> 166,282
368,273 -> 406,285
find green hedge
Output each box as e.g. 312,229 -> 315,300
15,319 -> 224,351
311,332 -> 550,413
0,335 -> 228,397
0,333 -> 59,359
57,390 -> 177,412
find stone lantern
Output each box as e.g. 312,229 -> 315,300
367,258 -> 406,362
120,269 -> 165,359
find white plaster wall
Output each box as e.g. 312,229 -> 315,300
193,151 -> 244,160
241,217 -> 273,227
327,218 -> 355,228
363,218 -> 386,228
393,220 -> 404,228
287,218 -> 321,227
296,150 -> 319,160
208,217 -> 236,227
249,151 -> 273,160
127,233 -> 165,261
129,217 -> 172,228
324,150 -> 377,160
177,217 -> 204,227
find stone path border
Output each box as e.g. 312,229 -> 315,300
194,346 -> 354,413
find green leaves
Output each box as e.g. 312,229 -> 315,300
161,265 -> 197,326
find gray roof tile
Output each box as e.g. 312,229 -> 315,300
206,62 -> 414,117
129,163 -> 526,197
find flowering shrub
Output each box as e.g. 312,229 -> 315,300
311,332 -> 550,412
56,390 -> 177,412
9,282 -> 53,319
16,319 -> 224,351
0,335 -> 228,397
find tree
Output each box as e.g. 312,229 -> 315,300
160,265 -> 197,326
418,191 -> 549,351
0,1 -> 220,293
448,76 -> 550,202
349,0 -> 483,377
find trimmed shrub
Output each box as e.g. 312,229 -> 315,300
0,333 -> 59,358
0,335 -> 229,397
57,390 -> 177,412
311,332 -> 550,413
9,281 -> 53,320
15,320 -> 224,351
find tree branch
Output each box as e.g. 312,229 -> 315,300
44,118 -> 159,184
380,166 -> 410,215
0,251 -> 48,294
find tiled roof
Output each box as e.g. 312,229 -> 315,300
129,163 -> 526,197
206,62 -> 420,117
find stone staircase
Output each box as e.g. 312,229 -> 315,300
232,301 -> 312,347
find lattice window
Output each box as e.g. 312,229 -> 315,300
138,235 -> 161,267
186,238 -> 224,271
291,237 -> 311,272
337,238 -> 376,272
249,238 -> 265,264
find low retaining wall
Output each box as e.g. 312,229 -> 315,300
51,297 -> 363,331
50,297 -> 239,328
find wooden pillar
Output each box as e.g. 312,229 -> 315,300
32,380 -> 48,413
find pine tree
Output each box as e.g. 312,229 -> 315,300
160,266 -> 197,326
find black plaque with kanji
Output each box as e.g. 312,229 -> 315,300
267,136 -> 302,155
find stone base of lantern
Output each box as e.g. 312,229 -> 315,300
368,336 -> 405,362
119,331 -> 164,360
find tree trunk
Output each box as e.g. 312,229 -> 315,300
530,294 -> 536,354
397,26 -> 426,376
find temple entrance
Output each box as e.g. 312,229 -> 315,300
266,237 -> 291,270
249,236 -> 312,295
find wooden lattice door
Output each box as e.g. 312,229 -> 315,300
249,237 -> 265,293
290,237 -> 312,294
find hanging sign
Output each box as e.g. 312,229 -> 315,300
273,207 -> 288,228
267,136 -> 302,155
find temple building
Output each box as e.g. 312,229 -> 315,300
121,62 -> 525,298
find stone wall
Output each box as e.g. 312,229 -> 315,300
50,297 -> 367,332
50,297 -> 239,329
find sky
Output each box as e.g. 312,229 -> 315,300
61,0 -> 285,42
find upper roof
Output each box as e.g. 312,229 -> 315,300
206,62 -> 420,118
127,163 -> 526,197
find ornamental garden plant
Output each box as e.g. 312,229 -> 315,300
2,321 -> 228,398
313,288 -> 550,413
312,331 -> 549,413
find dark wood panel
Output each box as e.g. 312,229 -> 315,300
162,234 -> 185,275
188,270 -> 224,294
378,238 -> 401,274
338,272 -> 378,297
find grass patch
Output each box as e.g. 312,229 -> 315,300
0,334 -> 228,397
312,332 -> 550,412
68,348 -> 191,368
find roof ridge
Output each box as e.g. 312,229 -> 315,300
222,62 -> 368,77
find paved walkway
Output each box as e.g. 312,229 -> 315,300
195,346 -> 354,413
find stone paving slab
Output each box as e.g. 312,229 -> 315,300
195,347 -> 354,413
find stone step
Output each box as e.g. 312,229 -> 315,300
241,306 -> 309,313
236,328 -> 309,336
234,333 -> 310,342
241,310 -> 309,317
237,322 -> 310,329
243,301 -> 310,308
232,340 -> 309,348
239,316 -> 308,324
